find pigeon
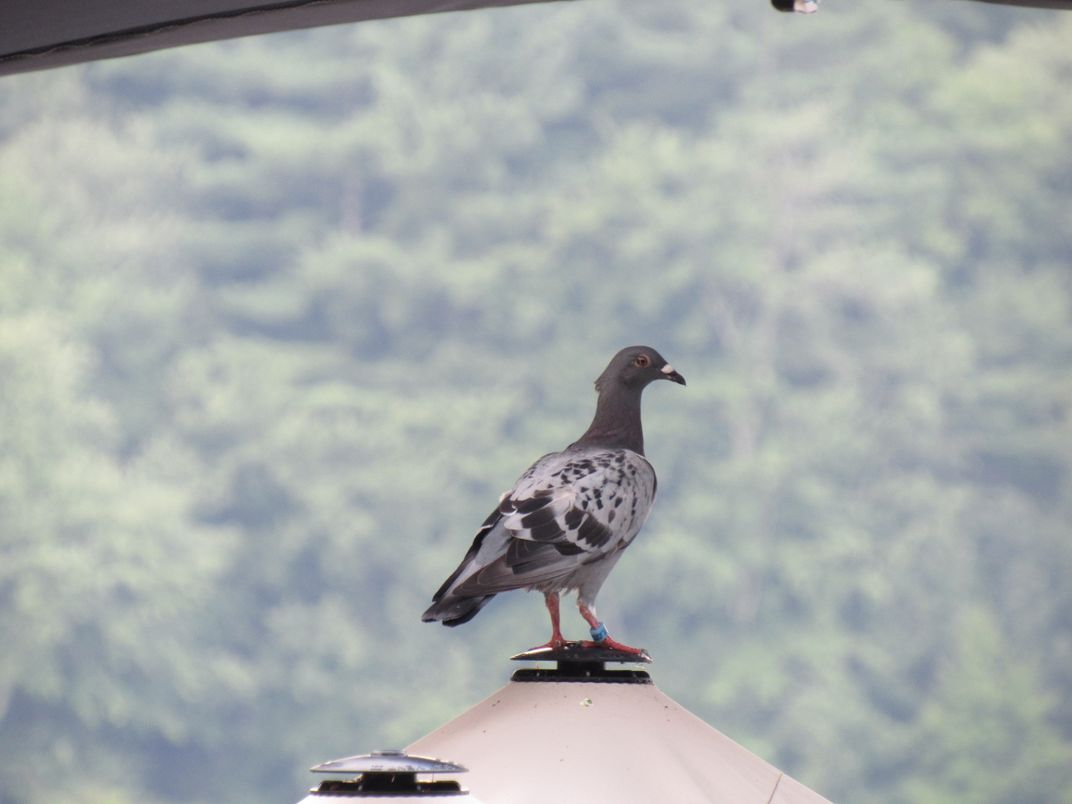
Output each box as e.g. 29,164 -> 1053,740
422,345 -> 685,655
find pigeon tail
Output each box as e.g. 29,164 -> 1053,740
422,593 -> 496,627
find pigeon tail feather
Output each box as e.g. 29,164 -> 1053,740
422,593 -> 495,626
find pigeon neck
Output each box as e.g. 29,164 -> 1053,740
575,385 -> 645,455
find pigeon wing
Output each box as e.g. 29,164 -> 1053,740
451,448 -> 655,596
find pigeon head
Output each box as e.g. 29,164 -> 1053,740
594,345 -> 686,394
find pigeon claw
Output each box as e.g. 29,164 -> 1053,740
579,636 -> 647,656
529,635 -> 568,651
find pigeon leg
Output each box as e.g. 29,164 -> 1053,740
577,601 -> 645,655
529,592 -> 566,650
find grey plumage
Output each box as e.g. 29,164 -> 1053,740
422,346 -> 685,649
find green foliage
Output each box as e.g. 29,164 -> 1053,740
1,2 -> 1070,802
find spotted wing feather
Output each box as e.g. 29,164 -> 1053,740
448,447 -> 656,597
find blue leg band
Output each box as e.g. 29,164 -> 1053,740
589,622 -> 608,643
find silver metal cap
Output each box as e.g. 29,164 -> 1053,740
311,750 -> 466,775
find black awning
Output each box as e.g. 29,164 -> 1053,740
0,0 -> 566,77
2,0 -> 1070,78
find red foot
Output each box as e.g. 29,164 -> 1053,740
529,639 -> 566,651
528,632 -> 567,652
579,636 -> 647,655
534,594 -> 566,652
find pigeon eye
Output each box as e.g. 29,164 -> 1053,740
634,354 -> 651,368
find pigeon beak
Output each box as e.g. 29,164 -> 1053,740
660,363 -> 686,386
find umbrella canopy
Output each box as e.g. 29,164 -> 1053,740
407,666 -> 831,803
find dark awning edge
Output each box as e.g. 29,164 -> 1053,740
968,0 -> 1072,6
0,0 -> 568,78
1,0 -> 1069,79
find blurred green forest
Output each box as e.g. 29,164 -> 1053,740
1,0 -> 1071,801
